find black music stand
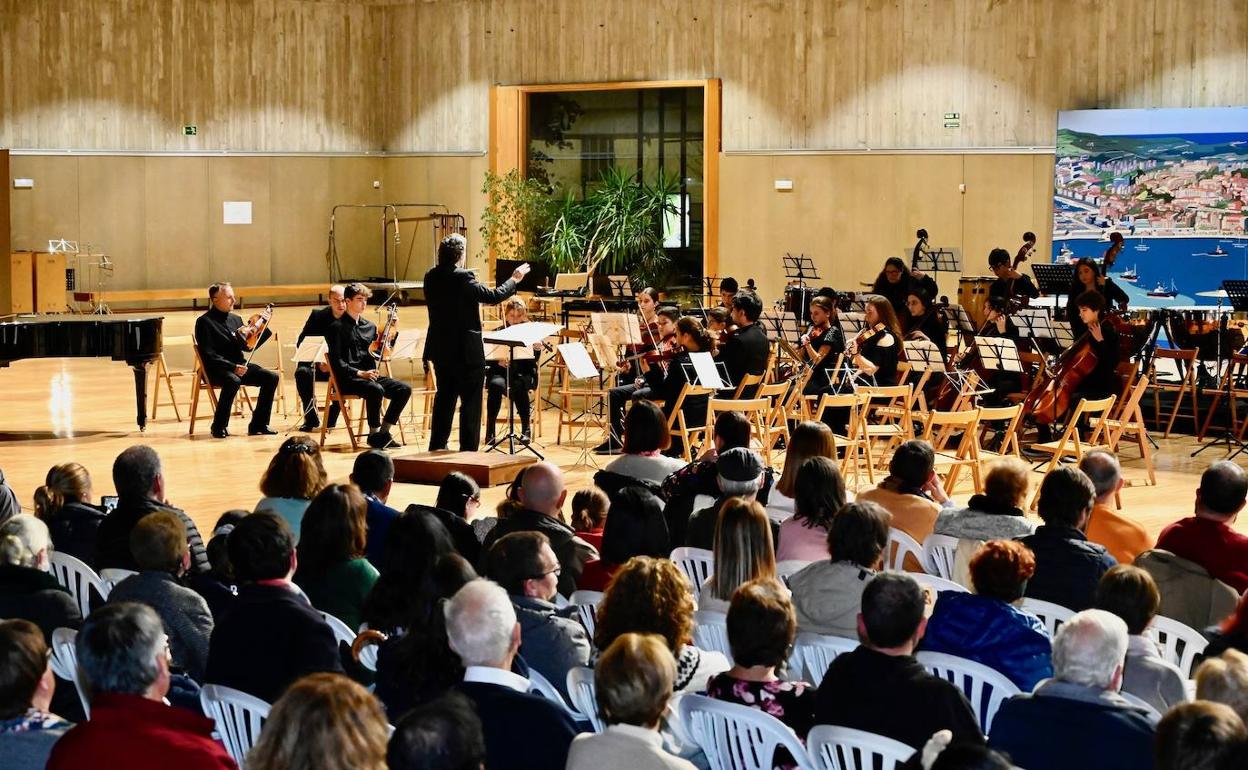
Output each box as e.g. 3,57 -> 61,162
1032,263 -> 1075,306
607,275 -> 633,298
703,276 -> 722,305
1193,280 -> 1248,459
783,253 -> 820,324
913,246 -> 962,285
483,322 -> 559,459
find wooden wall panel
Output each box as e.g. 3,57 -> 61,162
8,156 -> 79,254
327,157 -> 386,282
145,158 -> 211,290
209,157 -> 273,286
270,158 -> 333,285
78,157 -> 145,292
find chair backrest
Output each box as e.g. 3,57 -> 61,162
975,403 -> 1024,458
775,560 -> 811,588
790,632 -> 858,686
47,550 -> 107,617
569,589 -> 604,640
1019,597 -> 1075,637
807,725 -> 912,770
1144,615 -> 1209,679
319,610 -> 358,649
1071,394 -> 1117,445
527,668 -> 584,720
566,666 -> 605,732
679,693 -> 814,770
921,534 -> 960,580
733,372 -> 765,399
914,650 -> 1021,732
200,684 -> 272,768
909,571 -> 970,596
693,609 -> 733,663
99,567 -> 138,594
885,529 -> 923,572
50,627 -> 91,718
671,547 -> 714,589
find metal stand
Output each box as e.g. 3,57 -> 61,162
485,343 -> 543,460
1193,282 -> 1248,459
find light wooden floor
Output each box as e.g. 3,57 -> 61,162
1,306 -> 1245,542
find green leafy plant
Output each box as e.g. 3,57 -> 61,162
478,169 -> 552,263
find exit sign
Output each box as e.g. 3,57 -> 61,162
183,125 -> 198,136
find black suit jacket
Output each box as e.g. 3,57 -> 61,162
194,307 -> 271,375
422,263 -> 517,367
456,680 -> 578,770
715,322 -> 770,389
297,305 -> 341,346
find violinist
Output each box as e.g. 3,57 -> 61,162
988,246 -> 1039,304
705,307 -> 730,343
1066,255 -> 1128,337
484,298 -> 540,445
193,282 -> 279,439
294,284 -> 346,432
903,288 -> 948,349
871,256 -> 938,318
597,305 -> 680,454
714,290 -> 770,395
640,316 -> 714,456
851,296 -> 905,385
799,295 -> 845,396
718,277 -> 739,309
978,296 -> 1023,405
621,287 -> 663,371
327,283 -> 412,450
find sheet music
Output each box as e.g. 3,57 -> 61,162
689,351 -> 730,389
947,304 -> 977,333
903,340 -> 946,373
485,341 -> 535,361
974,336 -> 1023,373
558,343 -> 600,380
388,329 -> 425,361
293,336 -> 327,363
1013,308 -> 1048,338
1052,320 -> 1076,348
586,333 -> 618,371
591,312 -> 642,347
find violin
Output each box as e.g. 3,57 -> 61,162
847,322 -> 887,357
369,304 -> 400,361
239,304 -> 274,351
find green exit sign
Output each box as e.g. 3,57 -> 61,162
183,125 -> 198,136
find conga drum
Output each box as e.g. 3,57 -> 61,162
957,277 -> 995,328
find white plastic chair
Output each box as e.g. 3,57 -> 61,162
885,529 -> 923,572
693,609 -> 733,663
789,632 -> 858,686
679,693 -> 815,770
1019,597 -> 1075,638
909,572 -> 970,596
776,560 -> 812,588
921,534 -> 960,580
807,725 -> 911,770
200,684 -> 271,768
47,551 -> 107,617
99,567 -> 138,594
1145,615 -> 1209,678
50,627 -> 91,718
569,589 -> 603,640
566,666 -> 604,732
319,610 -> 357,649
671,547 -> 714,591
527,668 -> 585,720
915,651 -> 1020,732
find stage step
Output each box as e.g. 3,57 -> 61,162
392,450 -> 536,488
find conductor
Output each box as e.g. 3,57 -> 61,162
423,233 -> 530,452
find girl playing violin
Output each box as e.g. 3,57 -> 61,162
850,296 -> 905,384
799,295 -> 845,396
639,316 -> 715,457
903,288 -> 947,349
598,304 -> 679,454
484,298 -> 541,444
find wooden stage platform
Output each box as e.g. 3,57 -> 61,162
393,451 -> 536,488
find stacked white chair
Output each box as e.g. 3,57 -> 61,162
914,651 -> 1020,732
50,627 -> 91,717
789,633 -> 858,686
921,534 -> 960,580
670,547 -> 714,591
200,684 -> 271,768
99,567 -> 138,594
47,551 -> 107,616
693,609 -> 733,663
569,589 -> 603,640
807,725 -> 911,770
566,666 -> 604,732
1019,597 -> 1075,638
1145,615 -> 1209,678
909,572 -> 970,596
679,694 -> 814,770
885,529 -> 923,572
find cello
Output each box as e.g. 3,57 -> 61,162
1021,325 -> 1099,426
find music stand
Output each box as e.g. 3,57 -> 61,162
1032,263 -> 1075,306
947,304 -> 977,334
975,336 -> 1023,374
782,253 -> 820,326
482,321 -> 560,459
558,341 -> 609,469
607,275 -> 633,298
912,246 -> 962,284
1193,280 -> 1248,459
1051,320 -> 1076,349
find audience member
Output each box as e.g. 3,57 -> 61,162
362,508 -> 456,635
604,400 -> 685,483
777,456 -> 847,562
387,691 -> 486,770
185,510 -> 246,619
254,436 -> 327,538
483,462 -> 597,596
570,487 -> 609,551
205,512 -> 342,703
685,448 -> 766,549
790,501 -> 891,639
1154,701 -> 1246,770
567,633 -> 696,770
445,580 -> 578,770
813,572 -> 982,748
48,603 -> 236,770
350,450 -> 403,568
1094,564 -> 1187,714
932,458 -> 1036,584
293,483 -> 379,630
246,673 -> 389,770
0,515 -> 81,639
0,466 -> 18,523
1156,461 -> 1248,593
989,609 -> 1156,770
920,539 -> 1053,691
0,619 -> 71,770
856,440 -> 948,556
423,472 -> 485,564
1196,649 -> 1248,724
580,482 -> 670,592
1080,451 -> 1152,564
107,510 -> 214,683
700,498 -> 779,613
33,462 -> 104,568
1204,591 -> 1248,659
484,531 -> 591,701
767,421 -> 835,520
96,446 -> 209,575
595,556 -> 730,694
1019,466 -> 1116,610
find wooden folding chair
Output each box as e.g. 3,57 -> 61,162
667,383 -> 716,462
974,403 -> 1024,473
1149,348 -> 1200,438
753,381 -> 791,464
704,396 -> 769,459
187,341 -> 254,436
1028,394 -> 1117,509
1199,354 -> 1248,442
811,392 -> 873,488
732,372 -> 764,399
857,384 -> 917,470
317,354 -> 407,450
1105,375 -> 1156,487
920,408 -> 983,496
150,334 -> 195,422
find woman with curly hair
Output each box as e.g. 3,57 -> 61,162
255,436 -> 328,538
247,673 -> 390,770
594,556 -> 729,694
293,483 -> 378,630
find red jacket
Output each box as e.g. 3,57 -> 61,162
48,692 -> 236,770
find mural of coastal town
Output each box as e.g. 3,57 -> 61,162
1052,107 -> 1248,308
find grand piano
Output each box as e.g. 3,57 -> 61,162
0,315 -> 163,430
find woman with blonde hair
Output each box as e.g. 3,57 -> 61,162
247,673 -> 389,770
768,421 -> 836,519
256,436 -> 328,538
700,498 -> 780,613
33,462 -> 104,568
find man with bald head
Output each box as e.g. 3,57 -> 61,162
481,462 -> 598,596
1157,461 -> 1248,593
1080,450 -> 1152,564
294,284 -> 346,431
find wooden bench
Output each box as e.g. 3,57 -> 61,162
74,283 -> 329,309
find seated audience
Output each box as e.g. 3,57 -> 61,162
0,619 -> 71,770
605,400 -> 686,484
246,673 -> 389,770
205,512 -> 342,703
813,572 -> 982,748
708,580 -> 815,740
700,498 -> 779,613
1019,466 -> 1116,611
0,515 -> 81,639
48,603 -> 236,770
254,436 -> 327,539
1203,590 -> 1248,659
1153,701 -> 1246,770
790,501 -> 891,640
33,462 -> 105,568
483,461 -> 597,597
484,531 -> 591,702
580,483 -> 670,592
428,471 -> 485,564
107,510 -> 214,683
686,448 -> 767,549
1080,451 -> 1152,564
932,458 -> 1036,584
362,508 -> 456,635
96,446 -> 209,575
856,440 -> 948,555
567,632 -> 696,770
920,539 -> 1053,691
185,510 -> 246,619
766,420 -> 835,521
989,609 -> 1156,770
0,465 -> 18,523
446,579 -> 578,770
1196,649 -> 1248,724
595,556 -> 730,694
777,457 -> 847,562
571,487 -> 609,551
1156,461 -> 1248,593
350,450 -> 404,568
293,483 -> 379,631
387,691 -> 486,770
1094,564 -> 1187,714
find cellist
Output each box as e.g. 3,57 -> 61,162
1032,290 -> 1121,442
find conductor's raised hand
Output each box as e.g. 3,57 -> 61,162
511,263 -> 532,282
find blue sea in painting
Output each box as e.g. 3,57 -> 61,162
1050,236 -> 1248,308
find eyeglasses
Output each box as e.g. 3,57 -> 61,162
531,565 -> 562,580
